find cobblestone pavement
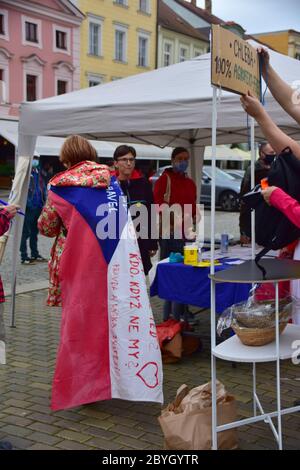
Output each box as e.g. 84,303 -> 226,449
0,290 -> 300,450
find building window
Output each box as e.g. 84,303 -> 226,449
138,36 -> 149,67
57,80 -> 67,95
22,16 -> 41,48
115,29 -> 126,62
87,73 -> 103,87
56,30 -> 67,50
179,47 -> 188,62
53,25 -> 70,54
0,9 -> 9,40
115,0 -> 127,5
26,74 -> 37,101
25,22 -> 38,43
89,22 -> 101,56
163,42 -> 172,67
0,15 -> 4,35
139,0 -> 150,13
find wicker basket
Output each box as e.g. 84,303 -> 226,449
232,321 -> 288,346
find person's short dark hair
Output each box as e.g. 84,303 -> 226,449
171,147 -> 189,159
128,146 -> 136,158
113,145 -> 135,161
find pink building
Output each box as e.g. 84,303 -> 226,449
0,0 -> 84,118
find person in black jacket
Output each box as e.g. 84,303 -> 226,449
113,145 -> 158,275
239,142 -> 276,244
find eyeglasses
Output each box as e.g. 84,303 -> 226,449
117,158 -> 135,164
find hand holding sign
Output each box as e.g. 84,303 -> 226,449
240,92 -> 265,119
257,47 -> 270,78
211,25 -> 261,99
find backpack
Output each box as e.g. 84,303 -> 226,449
243,148 -> 300,276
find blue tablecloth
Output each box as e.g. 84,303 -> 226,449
150,261 -> 252,314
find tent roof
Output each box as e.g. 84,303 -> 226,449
19,42 -> 300,148
0,119 -> 171,160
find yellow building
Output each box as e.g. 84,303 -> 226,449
253,30 -> 300,60
74,0 -> 157,87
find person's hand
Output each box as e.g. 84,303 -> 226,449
261,186 -> 278,205
240,234 -> 251,246
149,249 -> 157,257
257,47 -> 270,77
240,92 -> 265,119
279,246 -> 293,259
4,204 -> 20,218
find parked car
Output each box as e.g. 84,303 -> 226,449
149,165 -> 241,212
225,169 -> 245,180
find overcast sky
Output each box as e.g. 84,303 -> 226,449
197,0 -> 300,34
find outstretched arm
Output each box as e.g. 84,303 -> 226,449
258,48 -> 300,125
240,93 -> 300,159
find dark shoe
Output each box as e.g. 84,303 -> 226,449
31,255 -> 47,262
21,258 -> 35,265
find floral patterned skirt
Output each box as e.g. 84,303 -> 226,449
47,231 -> 66,307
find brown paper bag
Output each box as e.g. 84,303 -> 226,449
161,332 -> 182,364
158,381 -> 238,450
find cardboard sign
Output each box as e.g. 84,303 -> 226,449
211,25 -> 261,99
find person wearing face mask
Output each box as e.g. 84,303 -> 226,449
20,157 -> 48,264
239,142 -> 276,245
154,147 -> 197,323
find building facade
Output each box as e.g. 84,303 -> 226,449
0,0 -> 84,118
157,0 -> 209,68
253,30 -> 300,60
74,0 -> 157,88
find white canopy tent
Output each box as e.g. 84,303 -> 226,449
6,43 -> 300,325
0,119 -> 171,160
17,43 -> 300,194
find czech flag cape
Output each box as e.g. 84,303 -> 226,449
49,177 -> 163,410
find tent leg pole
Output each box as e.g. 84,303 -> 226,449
250,117 -> 256,260
10,273 -> 17,328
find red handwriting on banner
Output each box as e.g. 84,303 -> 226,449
127,252 -> 143,370
110,263 -> 121,377
136,362 -> 159,389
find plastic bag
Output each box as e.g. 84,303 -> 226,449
217,283 -> 292,336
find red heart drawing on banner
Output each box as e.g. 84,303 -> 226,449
136,362 -> 159,389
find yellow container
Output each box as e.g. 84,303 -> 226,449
184,245 -> 198,265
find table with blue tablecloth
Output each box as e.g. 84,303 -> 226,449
150,260 -> 252,314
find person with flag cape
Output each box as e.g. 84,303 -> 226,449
38,135 -> 163,411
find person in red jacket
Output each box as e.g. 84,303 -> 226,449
154,147 -> 197,322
